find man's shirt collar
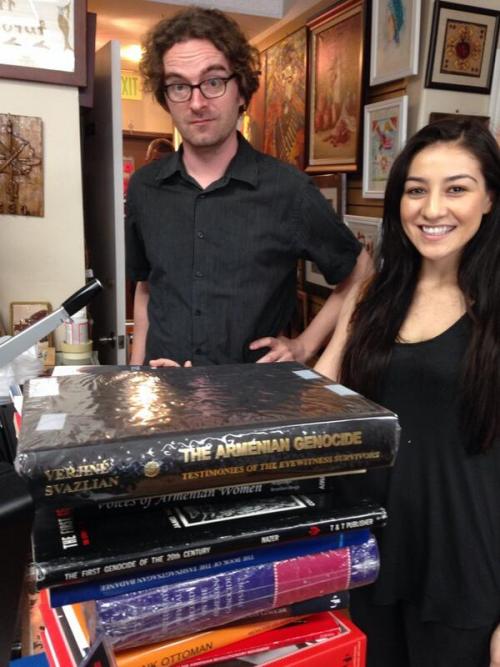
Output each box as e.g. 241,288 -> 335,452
154,132 -> 258,188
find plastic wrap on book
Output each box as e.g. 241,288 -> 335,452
87,535 -> 379,650
15,363 -> 400,504
48,531 -> 368,607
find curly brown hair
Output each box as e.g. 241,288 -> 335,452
140,7 -> 261,112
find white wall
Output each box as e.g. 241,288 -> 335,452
122,92 -> 173,134
407,0 -> 500,134
0,80 -> 85,348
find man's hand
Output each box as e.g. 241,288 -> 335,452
149,359 -> 192,368
249,335 -> 306,364
490,623 -> 500,667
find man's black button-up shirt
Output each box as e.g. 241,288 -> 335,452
126,135 -> 361,365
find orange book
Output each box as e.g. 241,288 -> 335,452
115,616 -> 299,667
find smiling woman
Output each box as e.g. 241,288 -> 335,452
400,142 -> 492,272
315,117 -> 500,667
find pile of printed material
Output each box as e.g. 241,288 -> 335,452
15,362 -> 400,667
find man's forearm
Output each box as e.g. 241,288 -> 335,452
130,281 -> 150,365
298,248 -> 373,361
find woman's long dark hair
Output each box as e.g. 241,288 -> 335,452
340,118 -> 500,452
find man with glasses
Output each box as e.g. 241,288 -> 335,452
126,6 -> 371,367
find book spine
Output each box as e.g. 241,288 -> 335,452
115,617 -> 295,667
48,534 -> 366,606
278,613 -> 367,667
38,591 -> 80,667
256,590 -> 350,620
21,415 -> 399,505
89,536 -> 379,650
36,505 -> 387,588
184,605 -> 350,667
92,475 -> 338,513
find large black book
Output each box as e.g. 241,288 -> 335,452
16,363 -> 400,505
33,493 -> 387,588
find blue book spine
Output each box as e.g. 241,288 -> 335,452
92,535 -> 379,650
50,529 -> 369,607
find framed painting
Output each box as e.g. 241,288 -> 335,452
10,301 -> 53,344
344,215 -> 382,259
307,0 -> 366,173
429,112 -> 489,127
244,52 -> 266,151
370,0 -> 421,85
0,0 -> 87,86
305,174 -> 346,291
425,1 -> 500,94
264,27 -> 307,169
363,95 -> 408,199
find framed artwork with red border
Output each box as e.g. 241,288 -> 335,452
425,1 -> 499,94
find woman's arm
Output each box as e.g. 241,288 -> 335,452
314,280 -> 364,381
490,623 -> 500,667
251,248 -> 372,364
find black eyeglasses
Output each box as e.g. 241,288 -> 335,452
163,74 -> 237,103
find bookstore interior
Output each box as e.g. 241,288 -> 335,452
1,0 -> 500,666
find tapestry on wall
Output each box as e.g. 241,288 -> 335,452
244,53 -> 266,152
0,113 -> 43,217
264,28 -> 307,169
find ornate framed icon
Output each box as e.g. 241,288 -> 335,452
425,1 -> 500,94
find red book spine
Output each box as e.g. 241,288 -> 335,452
38,591 -> 77,667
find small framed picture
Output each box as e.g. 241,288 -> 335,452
429,112 -> 489,127
363,96 -> 408,199
425,1 -> 500,94
370,0 -> 421,86
305,174 -> 347,291
344,215 -> 382,259
305,260 -> 336,291
313,173 -> 346,217
10,301 -> 52,343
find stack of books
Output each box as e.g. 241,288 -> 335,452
15,362 -> 400,665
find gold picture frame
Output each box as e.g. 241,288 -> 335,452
306,0 -> 366,173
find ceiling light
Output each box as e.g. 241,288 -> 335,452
120,44 -> 142,64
